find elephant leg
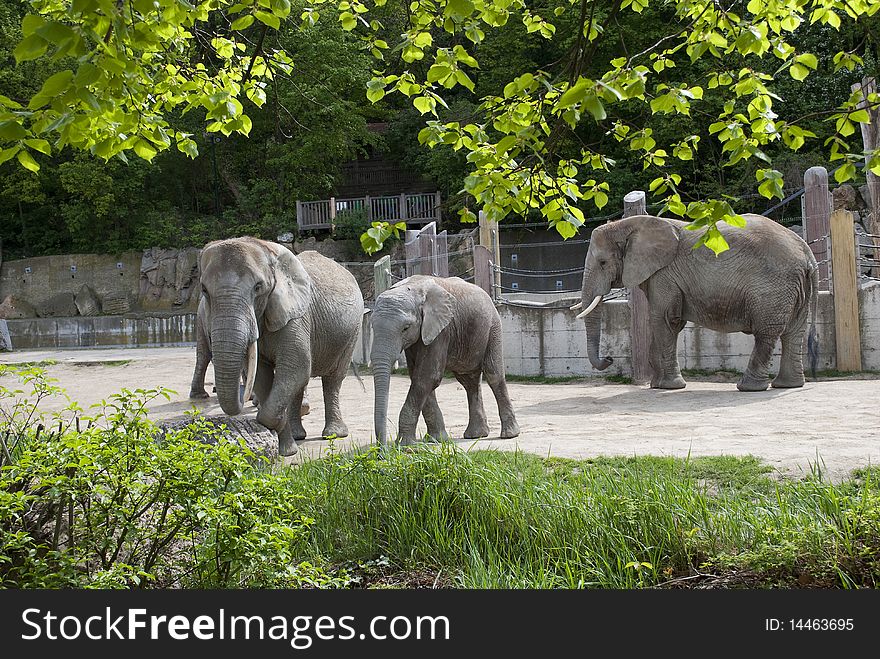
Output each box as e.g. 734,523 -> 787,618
398,372 -> 443,444
455,371 -> 490,439
257,363 -> 309,454
252,360 -> 273,410
738,333 -> 779,391
301,384 -> 311,417
189,343 -> 211,399
773,308 -> 808,389
482,328 -> 519,438
320,374 -> 349,439
421,391 -> 450,441
648,310 -> 686,389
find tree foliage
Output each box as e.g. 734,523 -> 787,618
1,0 -> 879,254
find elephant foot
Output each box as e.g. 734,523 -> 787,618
278,432 -> 299,457
651,375 -> 687,390
463,421 -> 490,439
425,428 -> 452,442
500,420 -> 520,439
771,374 -> 805,389
301,398 -> 311,416
737,374 -> 770,392
322,421 -> 349,439
189,389 -> 209,400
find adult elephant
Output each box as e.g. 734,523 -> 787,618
574,214 -> 819,391
189,296 -> 311,415
371,275 -> 520,444
197,237 -> 364,455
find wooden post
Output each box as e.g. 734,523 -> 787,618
623,190 -> 651,384
418,221 -> 437,275
802,167 -> 831,290
404,229 -> 420,278
374,255 -> 391,297
473,245 -> 493,297
830,209 -> 862,370
436,230 -> 449,277
479,210 -> 501,297
329,197 -> 337,233
434,191 -> 442,224
365,195 -> 372,222
478,210 -> 492,249
295,200 -> 303,233
399,193 -> 408,223
851,77 -> 880,280
492,223 -> 501,300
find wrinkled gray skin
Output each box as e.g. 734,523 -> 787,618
578,214 -> 819,392
197,237 -> 364,455
371,275 -> 520,444
189,297 -> 311,415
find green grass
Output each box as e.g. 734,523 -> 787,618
681,367 -> 742,377
281,447 -> 880,589
604,374 -> 634,384
504,374 -> 585,384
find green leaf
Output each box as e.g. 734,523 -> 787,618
23,139 -> 50,155
0,146 -> 21,165
413,96 -> 433,115
558,81 -> 589,109
255,11 -> 281,30
0,120 -> 28,141
583,95 -> 606,120
16,149 -> 39,172
555,221 -> 577,239
445,0 -> 475,18
14,34 -> 48,63
789,63 -> 809,81
133,139 -> 158,162
231,14 -> 255,30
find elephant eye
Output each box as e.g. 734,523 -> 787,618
599,260 -> 607,267
254,282 -> 263,293
200,285 -> 209,297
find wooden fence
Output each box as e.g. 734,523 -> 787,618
296,192 -> 442,232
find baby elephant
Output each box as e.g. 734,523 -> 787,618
371,275 -> 520,444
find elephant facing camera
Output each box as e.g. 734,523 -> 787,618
371,275 -> 520,445
189,237 -> 364,456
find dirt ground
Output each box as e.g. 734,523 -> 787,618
3,346 -> 879,482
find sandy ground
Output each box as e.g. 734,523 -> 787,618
2,346 -> 879,482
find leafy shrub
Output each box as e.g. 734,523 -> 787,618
0,367 -> 347,589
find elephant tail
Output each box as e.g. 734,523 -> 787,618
806,263 -> 820,380
350,360 -> 366,392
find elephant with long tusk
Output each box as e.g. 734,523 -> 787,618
573,214 -> 819,391
194,237 -> 364,456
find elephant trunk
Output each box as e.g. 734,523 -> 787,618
211,313 -> 257,416
371,340 -> 401,445
580,267 -> 613,371
584,309 -> 613,371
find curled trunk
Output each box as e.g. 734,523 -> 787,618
583,308 -> 613,371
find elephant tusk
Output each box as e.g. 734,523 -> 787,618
569,302 -> 582,311
576,295 -> 603,319
242,341 -> 257,405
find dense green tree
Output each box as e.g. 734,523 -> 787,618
2,1 -> 879,256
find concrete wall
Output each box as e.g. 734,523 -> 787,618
5,313 -> 196,350
497,282 -> 880,377
0,251 -> 143,314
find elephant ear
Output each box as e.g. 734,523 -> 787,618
420,280 -> 454,345
264,243 -> 312,332
620,216 -> 680,288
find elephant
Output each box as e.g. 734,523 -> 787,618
197,237 -> 364,455
189,297 -> 311,415
371,275 -> 520,444
573,214 -> 819,392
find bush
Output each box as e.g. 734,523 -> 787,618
0,367 -> 347,589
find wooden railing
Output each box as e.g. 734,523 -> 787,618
296,192 -> 442,231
